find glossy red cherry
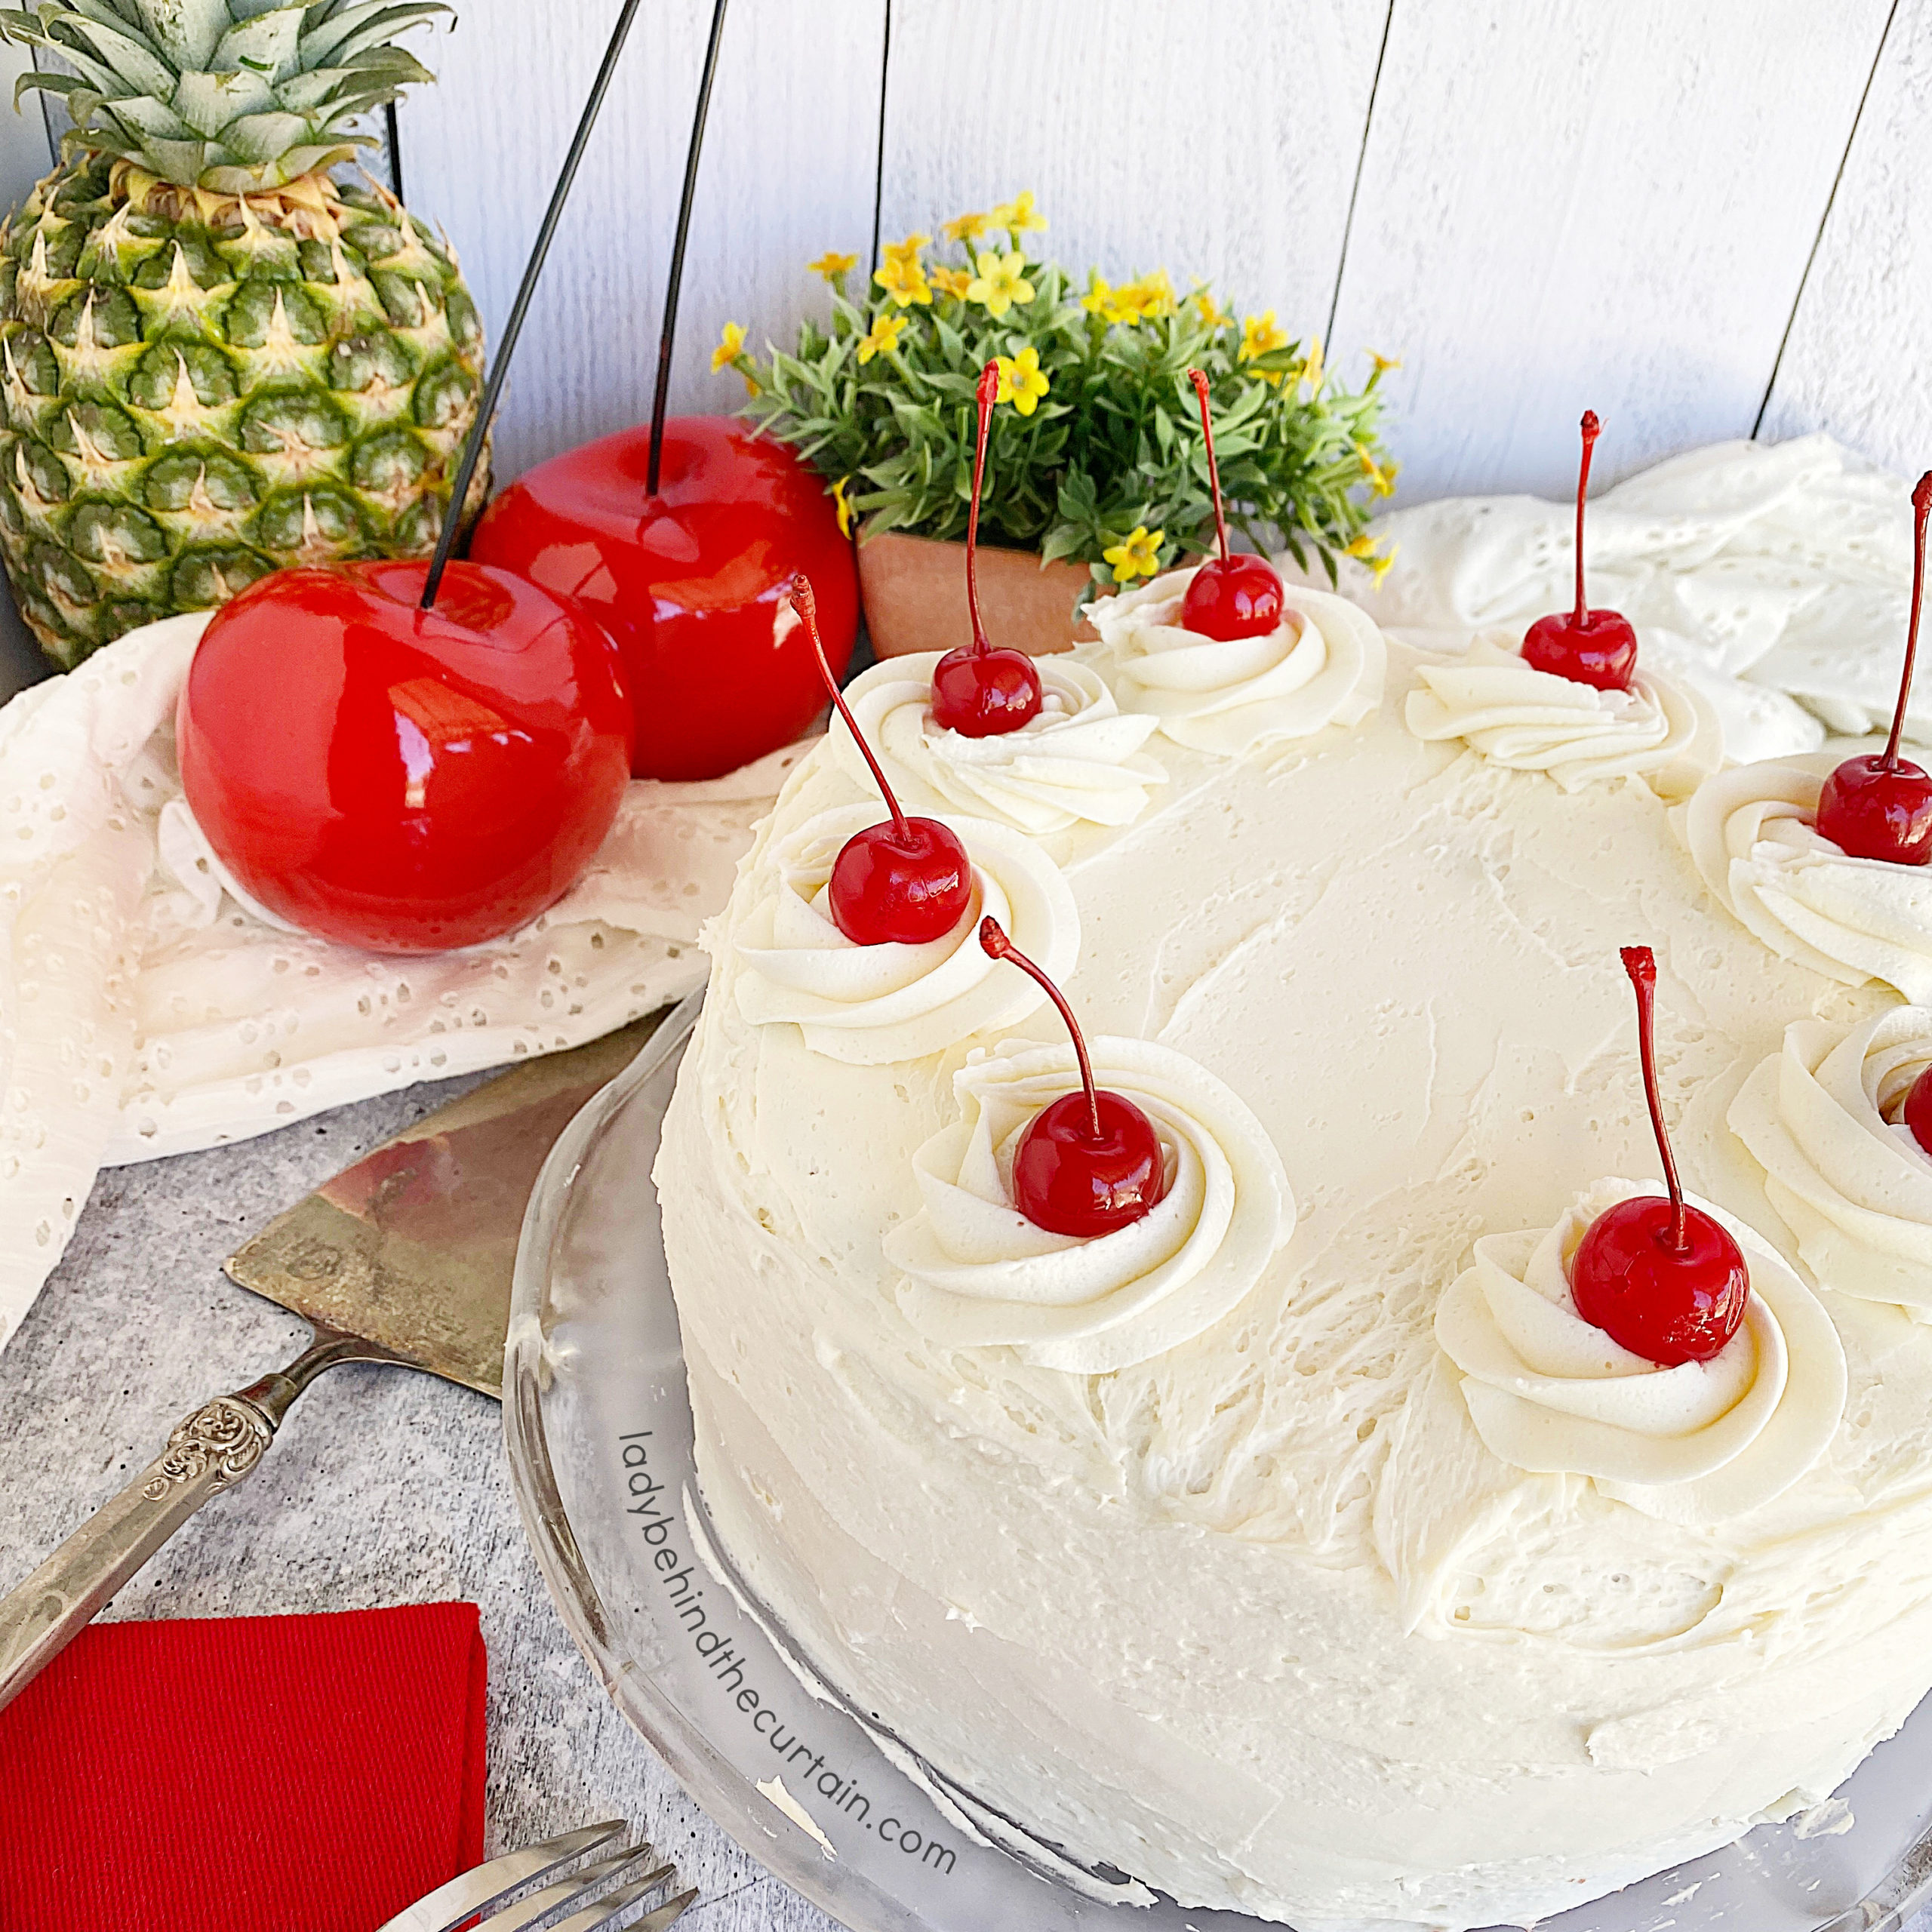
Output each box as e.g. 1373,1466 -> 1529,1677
1521,411 -> 1637,692
929,362 -> 1044,738
1903,1063 -> 1932,1158
1180,367 -> 1285,641
470,417 -> 859,781
1570,946 -> 1749,1365
1815,472 -> 1932,865
176,559 -> 632,954
978,916 -> 1166,1236
789,574 -> 971,946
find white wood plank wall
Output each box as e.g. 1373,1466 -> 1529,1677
0,0 -> 1924,500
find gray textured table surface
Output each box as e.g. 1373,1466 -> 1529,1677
4,1062 -> 1928,1932
0,1069 -> 838,1932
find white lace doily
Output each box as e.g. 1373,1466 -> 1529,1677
0,610 -> 802,1352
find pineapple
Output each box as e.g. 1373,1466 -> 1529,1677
0,0 -> 486,666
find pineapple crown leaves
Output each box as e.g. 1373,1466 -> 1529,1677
0,0 -> 448,192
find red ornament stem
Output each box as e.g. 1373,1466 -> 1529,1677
788,573 -> 910,844
1187,368 -> 1230,567
1883,471 -> 1932,769
964,361 -> 998,655
1571,410 -> 1601,629
1620,945 -> 1687,1252
980,916 -> 1101,1141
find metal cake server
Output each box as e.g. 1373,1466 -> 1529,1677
0,1013 -> 666,1715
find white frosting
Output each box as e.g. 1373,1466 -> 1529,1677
0,613 -> 795,1356
1404,634 -> 1721,796
732,804 -> 1078,1066
660,623 -> 1932,1932
1435,1178 -> 1846,1525
884,1035 -> 1292,1374
835,654 -> 1166,836
1730,1008 -> 1932,1315
1089,567 -> 1386,755
1681,755 -> 1932,1001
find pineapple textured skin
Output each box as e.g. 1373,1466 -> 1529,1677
0,155 -> 485,664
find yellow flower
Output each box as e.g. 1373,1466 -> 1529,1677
992,190 -> 1046,235
1345,534 -> 1397,586
1081,275 -> 1124,321
1369,349 -> 1401,377
881,232 -> 929,267
930,264 -> 973,300
832,474 -> 854,539
1239,311 -> 1291,382
1293,335 -> 1325,392
872,255 -> 932,307
857,311 -> 909,362
710,320 -> 746,372
994,345 -> 1050,417
1115,269 -> 1175,319
808,250 -> 857,281
966,250 -> 1035,317
1190,286 -> 1232,329
1103,525 -> 1164,583
941,211 -> 989,243
1355,441 -> 1398,498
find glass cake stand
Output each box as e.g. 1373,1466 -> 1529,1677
504,992 -> 1932,1932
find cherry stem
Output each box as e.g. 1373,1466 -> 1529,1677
420,0 -> 645,610
980,916 -> 1101,1141
1188,368 -> 1231,567
1571,410 -> 1600,629
1883,471 -> 1932,769
964,361 -> 998,655
1620,945 -> 1687,1252
788,573 -> 910,844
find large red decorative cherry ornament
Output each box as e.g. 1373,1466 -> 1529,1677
177,560 -> 633,954
979,917 -> 1167,1236
789,574 -> 972,946
1569,946 -> 1749,1366
470,418 -> 860,782
1180,368 -> 1285,641
929,362 -> 1044,737
1815,472 -> 1932,866
1522,411 -> 1638,692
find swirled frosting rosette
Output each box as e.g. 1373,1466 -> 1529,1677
884,1035 -> 1292,1374
734,806 -> 1078,1065
832,654 -> 1166,836
1088,567 -> 1386,757
1681,756 -> 1932,1001
1730,1009 -> 1932,1315
1404,635 -> 1721,797
1434,1179 -> 1845,1524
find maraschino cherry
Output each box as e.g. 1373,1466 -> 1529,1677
1521,411 -> 1637,691
1814,472 -> 1932,866
789,573 -> 972,946
929,363 -> 1044,737
979,917 -> 1167,1237
1570,946 -> 1749,1365
1180,368 -> 1285,641
1902,1060 -> 1932,1158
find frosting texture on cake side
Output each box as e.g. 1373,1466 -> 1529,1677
657,595 -> 1932,1930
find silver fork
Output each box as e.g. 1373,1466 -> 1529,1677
377,1820 -> 700,1932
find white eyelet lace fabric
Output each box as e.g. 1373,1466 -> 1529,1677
0,611 -> 801,1352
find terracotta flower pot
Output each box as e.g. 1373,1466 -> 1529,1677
857,530 -> 1097,658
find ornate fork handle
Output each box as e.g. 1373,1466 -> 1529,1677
0,1327 -> 381,1715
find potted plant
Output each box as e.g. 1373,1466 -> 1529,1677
714,194 -> 1399,657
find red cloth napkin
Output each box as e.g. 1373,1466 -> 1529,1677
0,1602 -> 487,1931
